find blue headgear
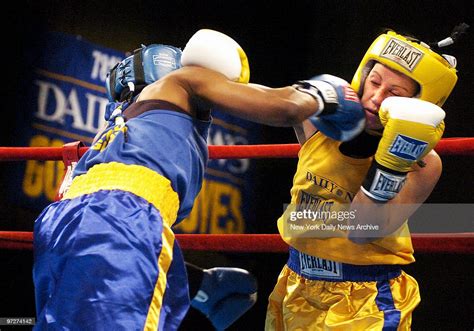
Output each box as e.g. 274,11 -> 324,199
106,44 -> 182,102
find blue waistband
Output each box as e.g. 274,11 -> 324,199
287,247 -> 401,282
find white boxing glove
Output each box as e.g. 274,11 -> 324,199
181,29 -> 250,83
361,97 -> 445,201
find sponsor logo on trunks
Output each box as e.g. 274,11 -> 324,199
380,38 -> 424,72
370,169 -> 406,200
389,134 -> 428,161
299,252 -> 343,279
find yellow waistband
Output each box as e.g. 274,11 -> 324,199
63,162 -> 179,226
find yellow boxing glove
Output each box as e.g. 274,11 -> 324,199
181,29 -> 250,83
361,97 -> 445,201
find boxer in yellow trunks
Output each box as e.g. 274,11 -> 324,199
266,30 -> 460,330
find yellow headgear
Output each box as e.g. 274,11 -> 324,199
351,31 -> 458,106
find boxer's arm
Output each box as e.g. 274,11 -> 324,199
195,71 -> 320,126
138,66 -> 320,127
246,84 -> 318,142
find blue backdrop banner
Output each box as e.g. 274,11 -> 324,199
9,32 -> 124,208
8,31 -> 260,234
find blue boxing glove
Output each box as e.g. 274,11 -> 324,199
106,44 -> 182,102
191,267 -> 258,330
293,74 -> 366,141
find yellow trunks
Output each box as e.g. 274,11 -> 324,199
265,251 -> 420,330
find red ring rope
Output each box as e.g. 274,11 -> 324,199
0,137 -> 473,161
0,138 -> 472,254
0,232 -> 472,254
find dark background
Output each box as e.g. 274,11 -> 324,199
1,0 -> 473,330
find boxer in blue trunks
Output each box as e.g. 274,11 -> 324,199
33,29 -> 365,330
